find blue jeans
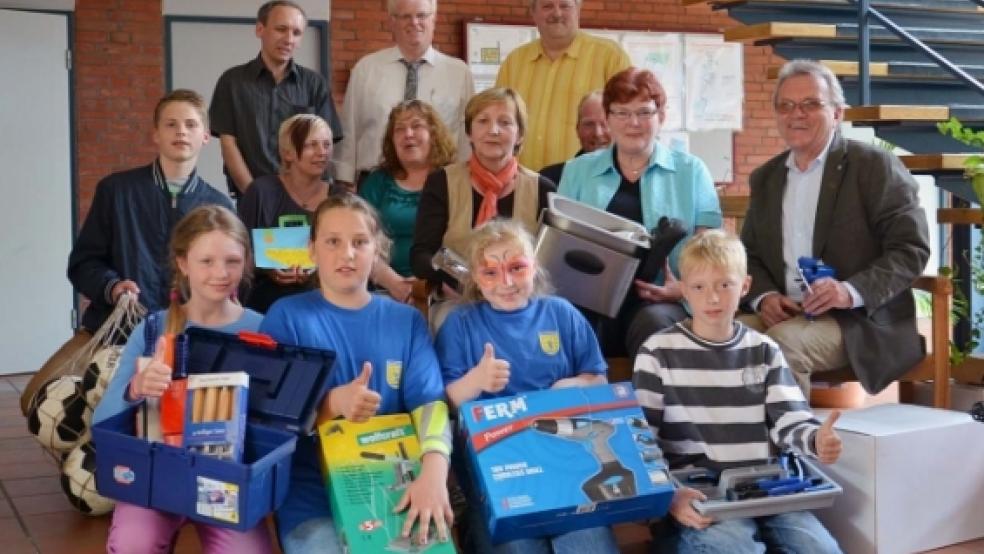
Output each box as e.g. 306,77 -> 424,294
281,517 -> 343,554
654,511 -> 842,554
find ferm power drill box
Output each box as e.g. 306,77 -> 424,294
319,414 -> 456,553
458,383 -> 674,543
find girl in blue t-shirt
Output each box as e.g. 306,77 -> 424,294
259,194 -> 453,553
434,219 -> 618,554
95,205 -> 271,553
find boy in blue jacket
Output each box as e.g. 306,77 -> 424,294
67,88 -> 232,335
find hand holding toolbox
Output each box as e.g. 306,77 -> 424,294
534,194 -> 688,318
670,451 -> 842,521
93,328 -> 334,530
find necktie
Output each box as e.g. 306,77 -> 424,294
400,59 -> 423,101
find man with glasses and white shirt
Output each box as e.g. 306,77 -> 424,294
740,59 -> 929,399
334,0 -> 474,191
496,0 -> 629,171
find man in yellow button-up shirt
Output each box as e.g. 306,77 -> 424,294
495,0 -> 629,171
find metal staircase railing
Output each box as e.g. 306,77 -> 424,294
850,0 -> 984,105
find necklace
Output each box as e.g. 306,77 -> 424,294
620,155 -> 648,177
285,178 -> 326,210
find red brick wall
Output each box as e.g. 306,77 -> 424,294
330,0 -> 787,195
71,0 -> 781,217
75,0 -> 164,220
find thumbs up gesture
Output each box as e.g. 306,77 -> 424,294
338,362 -> 382,423
128,335 -> 173,401
472,343 -> 510,394
815,410 -> 843,464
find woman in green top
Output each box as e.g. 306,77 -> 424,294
359,100 -> 458,301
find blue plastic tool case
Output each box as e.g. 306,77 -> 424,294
671,456 -> 842,521
93,328 -> 334,531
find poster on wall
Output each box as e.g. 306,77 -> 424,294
684,34 -> 743,131
622,32 -> 684,131
466,24 -> 537,92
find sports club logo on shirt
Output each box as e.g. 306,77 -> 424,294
538,331 -> 560,356
742,364 -> 768,393
385,360 -> 402,389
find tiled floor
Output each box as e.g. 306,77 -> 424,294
0,374 -> 209,553
2,373 -> 982,553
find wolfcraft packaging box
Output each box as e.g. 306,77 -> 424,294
815,404 -> 984,554
318,415 -> 455,554
93,328 -> 334,531
458,383 -> 673,543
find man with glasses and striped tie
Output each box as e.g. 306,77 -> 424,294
334,0 -> 474,192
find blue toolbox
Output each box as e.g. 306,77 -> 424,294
671,451 -> 842,520
93,328 -> 334,531
458,383 -> 674,543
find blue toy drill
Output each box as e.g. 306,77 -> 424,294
797,257 -> 836,319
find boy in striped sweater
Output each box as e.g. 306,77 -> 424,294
633,230 -> 843,553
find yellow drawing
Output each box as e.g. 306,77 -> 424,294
264,248 -> 313,268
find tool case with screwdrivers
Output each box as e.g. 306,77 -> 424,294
93,327 -> 334,530
670,451 -> 842,521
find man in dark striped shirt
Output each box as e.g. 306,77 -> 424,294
633,230 -> 843,553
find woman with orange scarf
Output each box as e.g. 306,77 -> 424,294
411,87 -> 555,297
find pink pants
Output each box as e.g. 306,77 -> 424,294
107,502 -> 274,554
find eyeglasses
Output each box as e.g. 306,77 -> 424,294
775,99 -> 828,115
393,11 -> 433,23
608,108 -> 658,122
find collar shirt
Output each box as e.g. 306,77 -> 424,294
781,131 -> 834,303
495,32 -> 630,170
333,46 -> 474,183
209,54 -> 341,180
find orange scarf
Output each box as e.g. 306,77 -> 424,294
469,155 -> 519,227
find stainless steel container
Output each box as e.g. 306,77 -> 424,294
543,194 -> 649,256
535,194 -> 649,317
535,225 -> 641,318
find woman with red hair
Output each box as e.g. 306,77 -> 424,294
558,67 -> 722,356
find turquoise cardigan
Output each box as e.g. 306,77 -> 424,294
558,143 -> 722,279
